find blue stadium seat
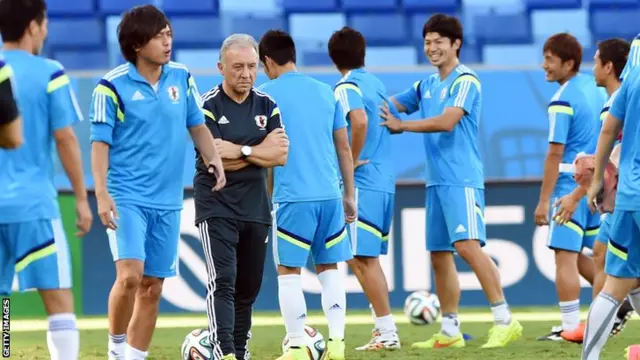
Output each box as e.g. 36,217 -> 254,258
176,49 -> 220,69
401,0 -> 460,12
474,13 -> 532,45
226,15 -> 286,41
366,46 -> 417,66
409,13 -> 456,41
53,50 -> 110,70
588,0 -> 640,9
342,0 -> 398,12
524,0 -> 582,10
288,13 -> 346,43
170,17 -> 224,48
301,50 -> 333,66
163,0 -> 218,15
348,14 -> 408,46
46,0 -> 94,16
282,0 -> 338,13
590,9 -> 640,40
98,0 -> 155,15
47,19 -> 104,48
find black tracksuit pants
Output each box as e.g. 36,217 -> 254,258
197,217 -> 269,360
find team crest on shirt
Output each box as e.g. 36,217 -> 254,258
255,115 -> 267,130
168,86 -> 180,103
440,87 -> 448,102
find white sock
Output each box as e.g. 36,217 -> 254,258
278,274 -> 307,348
560,299 -> 581,331
582,292 -> 620,360
124,343 -> 148,360
441,312 -> 461,337
46,313 -> 79,360
318,269 -> 346,340
628,287 -> 640,316
490,300 -> 512,325
108,333 -> 126,359
374,314 -> 397,334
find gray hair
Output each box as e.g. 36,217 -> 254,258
219,34 -> 259,63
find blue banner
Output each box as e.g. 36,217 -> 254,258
80,181 -> 595,315
59,67 -> 570,190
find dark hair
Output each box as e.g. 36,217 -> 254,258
543,33 -> 582,73
117,5 -> 170,63
258,30 -> 296,65
0,0 -> 47,42
422,14 -> 464,56
598,38 -> 630,79
328,26 -> 366,70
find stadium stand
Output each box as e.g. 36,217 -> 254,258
22,0 -> 639,70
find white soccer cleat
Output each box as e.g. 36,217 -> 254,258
354,329 -> 401,351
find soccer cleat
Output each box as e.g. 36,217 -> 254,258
481,319 -> 523,348
626,345 -> 640,360
354,329 -> 401,351
611,300 -> 635,337
324,339 -> 345,360
560,322 -> 585,344
222,354 -> 237,360
536,325 -> 563,341
276,347 -> 308,360
411,332 -> 465,349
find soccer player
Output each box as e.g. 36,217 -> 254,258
582,65 -> 640,360
327,26 -> 400,351
381,13 -> 523,349
89,6 -> 225,360
534,33 -> 606,341
0,0 -> 92,359
258,30 -> 356,360
554,38 -> 634,342
620,33 -> 640,81
0,59 -> 22,148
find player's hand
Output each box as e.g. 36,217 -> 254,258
208,160 -> 226,192
343,196 -> 357,224
534,200 -> 549,226
96,191 -> 119,230
354,159 -> 369,169
553,195 -> 579,225
75,198 -> 93,237
263,128 -> 289,148
379,101 -> 403,134
214,139 -> 242,160
587,178 -> 604,213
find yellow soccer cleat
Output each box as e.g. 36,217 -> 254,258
324,339 -> 345,360
222,354 -> 237,360
411,332 -> 466,349
276,347 -> 308,360
481,319 -> 523,348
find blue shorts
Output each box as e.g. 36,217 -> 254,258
348,188 -> 394,257
0,219 -> 72,295
425,186 -> 486,252
107,204 -> 181,278
596,213 -> 611,245
547,195 -> 600,252
605,210 -> 640,278
272,199 -> 353,268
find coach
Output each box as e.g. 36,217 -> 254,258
193,33 -> 288,360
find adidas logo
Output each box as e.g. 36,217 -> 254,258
218,116 -> 229,124
132,90 -> 144,101
296,313 -> 307,320
455,224 -> 466,234
329,303 -> 342,310
424,90 -> 431,99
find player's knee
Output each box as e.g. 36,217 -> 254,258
138,277 -> 164,302
430,251 -> 453,271
348,256 -> 375,272
453,239 -> 481,261
555,249 -> 579,270
116,271 -> 143,292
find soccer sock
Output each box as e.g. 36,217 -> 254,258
108,333 -> 126,359
318,269 -> 346,340
46,313 -> 79,360
440,312 -> 461,337
490,300 -> 512,326
374,314 -> 397,335
124,343 -> 148,360
278,274 -> 307,348
559,299 -> 581,331
582,292 -> 620,360
628,287 -> 640,316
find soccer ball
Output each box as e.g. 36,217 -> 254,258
281,326 -> 326,360
181,329 -> 213,360
404,290 -> 441,325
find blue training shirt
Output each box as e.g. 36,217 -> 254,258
547,74 -> 605,197
258,71 -> 346,203
609,67 -> 640,211
393,64 -> 484,188
334,68 -> 397,194
0,50 -> 83,223
89,61 -> 205,210
620,33 -> 640,81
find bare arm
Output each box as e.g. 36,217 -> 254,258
390,96 -> 408,114
0,69 -> 22,149
333,128 -> 355,199
0,115 -> 22,149
54,127 -> 88,201
91,141 -> 110,196
539,143 -> 565,204
593,115 -> 622,182
348,109 -> 367,163
246,139 -> 288,168
189,123 -> 223,168
400,107 -> 464,133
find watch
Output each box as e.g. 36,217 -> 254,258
241,145 -> 252,157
